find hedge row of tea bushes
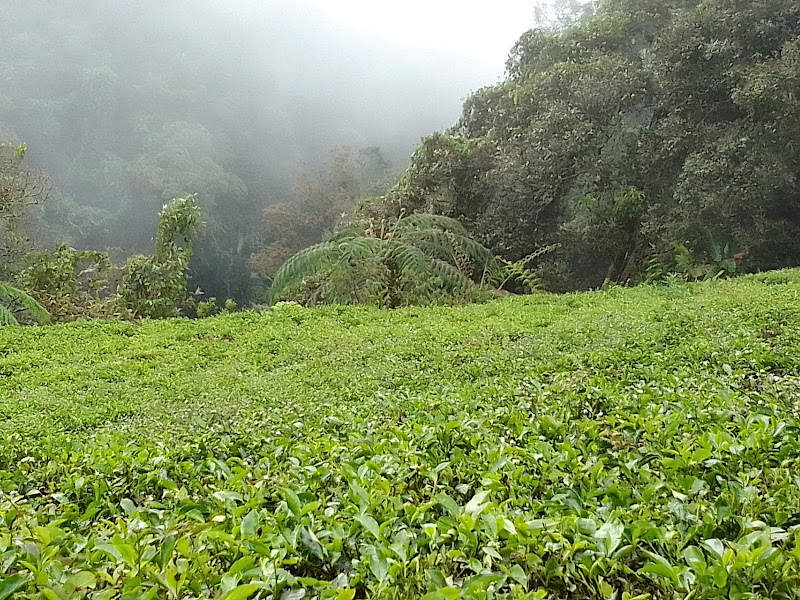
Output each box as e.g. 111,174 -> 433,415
1,272 -> 800,598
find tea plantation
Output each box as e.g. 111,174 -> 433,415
2,272 -> 800,599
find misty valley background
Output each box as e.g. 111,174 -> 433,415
1,0 -> 507,304
5,0 -> 800,316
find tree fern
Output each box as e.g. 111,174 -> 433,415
383,240 -> 431,278
270,236 -> 385,301
270,212 -> 545,307
339,236 -> 383,263
392,213 -> 470,237
393,214 -> 499,280
269,241 -> 342,300
428,258 -> 478,294
0,282 -> 51,325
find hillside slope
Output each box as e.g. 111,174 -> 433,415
2,272 -> 800,598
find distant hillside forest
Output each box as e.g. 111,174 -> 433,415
0,0 -> 405,308
2,0 -> 800,319
374,0 -> 800,291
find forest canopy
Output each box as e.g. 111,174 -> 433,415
379,0 -> 800,291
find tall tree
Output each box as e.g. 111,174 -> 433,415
0,144 -> 48,268
381,0 -> 800,290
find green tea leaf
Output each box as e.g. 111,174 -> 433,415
0,575 -> 28,600
120,498 -> 136,515
508,564 -> 528,588
66,571 -> 96,589
300,527 -> 325,560
640,562 -> 679,585
220,584 -> 261,600
112,536 -> 138,566
365,545 -> 389,582
702,538 -> 725,558
355,514 -> 381,539
595,519 -> 624,557
241,510 -> 260,537
436,494 -> 460,518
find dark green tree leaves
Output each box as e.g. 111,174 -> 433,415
383,0 -> 800,290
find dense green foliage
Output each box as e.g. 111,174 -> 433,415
15,197 -> 201,322
4,4 -> 800,600
0,143 -> 51,325
0,143 -> 47,268
2,273 -> 800,598
19,245 -> 117,322
271,213 -> 513,307
249,148 -> 398,294
6,0 -> 800,306
381,0 -> 800,291
0,1 -> 260,300
0,282 -> 50,326
118,196 -> 201,319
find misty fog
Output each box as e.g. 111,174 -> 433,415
0,0 -> 534,300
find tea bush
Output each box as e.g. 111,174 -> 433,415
1,272 -> 800,598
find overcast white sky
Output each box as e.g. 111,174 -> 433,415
234,0 -> 538,85
215,0 -> 544,155
314,0 -> 537,68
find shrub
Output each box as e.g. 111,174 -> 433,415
270,213 -> 544,307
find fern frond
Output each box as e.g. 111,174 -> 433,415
271,236 -> 387,302
383,240 -> 433,279
0,283 -> 51,325
394,213 -> 471,238
490,245 -> 557,291
338,236 -> 383,263
400,224 -> 497,279
270,241 -> 341,302
330,229 -> 364,243
453,235 -> 498,277
0,305 -> 19,326
428,258 -> 478,294
396,228 -> 455,257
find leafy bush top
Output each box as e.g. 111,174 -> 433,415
2,272 -> 800,598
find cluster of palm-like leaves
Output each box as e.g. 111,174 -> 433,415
0,282 -> 50,325
270,214 -> 503,307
